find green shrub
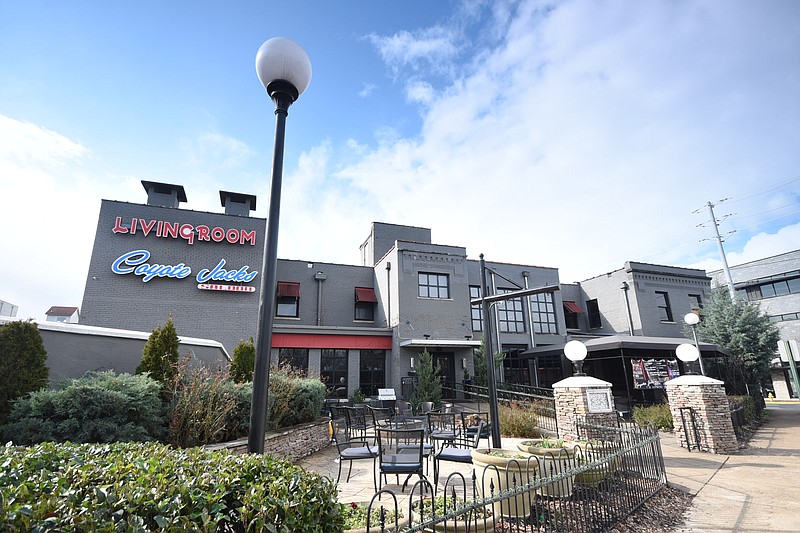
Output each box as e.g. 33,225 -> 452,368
220,379 -> 252,441
633,403 -> 674,430
498,401 -> 541,438
1,371 -> 165,445
265,364 -> 325,430
0,320 -> 48,424
411,349 -> 442,411
167,357 -> 238,447
0,441 -> 344,532
230,337 -> 256,383
136,316 -> 180,387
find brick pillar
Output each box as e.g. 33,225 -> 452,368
553,376 -> 616,442
665,375 -> 738,454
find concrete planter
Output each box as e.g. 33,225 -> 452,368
514,439 -> 577,498
471,448 -> 538,518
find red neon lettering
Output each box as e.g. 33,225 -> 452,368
162,222 -> 179,239
140,219 -> 157,237
226,229 -> 239,244
179,224 -> 195,245
240,230 -> 256,246
210,227 -> 224,242
197,225 -> 210,242
112,217 -> 129,234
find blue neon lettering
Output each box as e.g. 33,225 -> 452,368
112,250 -> 192,283
196,259 -> 258,283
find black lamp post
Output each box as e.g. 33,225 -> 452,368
248,37 -> 312,454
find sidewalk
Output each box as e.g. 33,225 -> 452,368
667,404 -> 800,532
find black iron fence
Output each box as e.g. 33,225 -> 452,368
453,382 -> 559,435
359,421 -> 666,532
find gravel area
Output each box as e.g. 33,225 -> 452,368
609,484 -> 694,533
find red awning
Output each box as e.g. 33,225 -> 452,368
563,301 -> 585,314
355,287 -> 378,303
272,333 -> 392,349
277,281 -> 300,298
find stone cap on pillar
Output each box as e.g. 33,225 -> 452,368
665,375 -> 724,386
553,375 -> 612,389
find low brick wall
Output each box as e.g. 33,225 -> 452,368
206,417 -> 331,461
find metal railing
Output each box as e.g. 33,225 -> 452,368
453,382 -> 559,435
359,421 -> 666,532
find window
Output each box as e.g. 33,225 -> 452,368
688,294 -> 703,311
586,299 -> 602,329
655,291 -> 674,322
769,312 -> 800,322
354,287 -> 377,321
359,350 -> 386,397
418,272 -> 449,299
563,301 -> 584,330
502,345 -> 529,385
470,285 -> 483,331
530,292 -> 557,334
321,349 -> 348,398
276,282 -> 300,317
497,288 -> 525,333
743,275 -> 800,301
278,348 -> 308,372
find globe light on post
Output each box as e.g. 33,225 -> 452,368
676,343 -> 700,375
564,340 -> 588,376
683,312 -> 706,376
249,37 -> 311,454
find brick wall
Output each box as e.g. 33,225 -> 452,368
666,380 -> 737,454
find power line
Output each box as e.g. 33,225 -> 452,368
727,175 -> 800,204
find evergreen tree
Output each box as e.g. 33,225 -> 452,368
0,320 -> 49,424
472,337 -> 505,387
411,349 -> 441,410
229,337 -> 256,383
695,288 -> 780,390
136,316 -> 180,387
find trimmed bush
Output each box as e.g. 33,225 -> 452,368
266,365 -> 326,430
729,394 -> 759,426
0,320 -> 48,424
633,403 -> 674,430
0,441 -> 344,532
136,316 -> 180,387
229,337 -> 256,383
1,371 -> 165,445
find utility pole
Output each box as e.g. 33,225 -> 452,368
696,199 -> 736,299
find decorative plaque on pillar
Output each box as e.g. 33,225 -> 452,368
586,389 -> 613,413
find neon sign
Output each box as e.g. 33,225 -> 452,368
112,250 -> 258,288
112,217 -> 256,246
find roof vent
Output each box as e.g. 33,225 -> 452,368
141,181 -> 187,208
219,190 -> 257,216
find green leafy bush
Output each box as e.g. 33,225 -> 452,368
167,357 -> 238,447
0,441 -> 344,532
498,401 -> 541,438
633,403 -> 674,430
1,371 -> 165,445
266,364 -> 325,430
136,316 -> 180,387
220,379 -> 252,441
229,337 -> 256,383
0,320 -> 48,424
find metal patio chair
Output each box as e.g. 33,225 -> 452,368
331,418 -> 377,490
376,427 -> 427,492
433,422 -> 485,484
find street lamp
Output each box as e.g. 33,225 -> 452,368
248,37 -> 312,454
683,312 -> 706,376
564,340 -> 588,376
676,343 -> 700,375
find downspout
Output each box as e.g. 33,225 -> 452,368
314,271 -> 326,326
521,271 -> 536,348
490,271 -> 503,382
621,281 -> 635,336
385,262 -> 392,327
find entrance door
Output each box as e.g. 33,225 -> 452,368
433,352 -> 455,389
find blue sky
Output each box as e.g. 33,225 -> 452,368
2,0 -> 799,321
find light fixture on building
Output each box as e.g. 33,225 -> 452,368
683,312 -> 706,376
249,37 -> 312,455
564,340 -> 588,376
676,343 -> 700,375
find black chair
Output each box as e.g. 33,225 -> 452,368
331,418 -> 377,490
427,411 -> 459,452
395,400 -> 413,416
343,406 -> 373,442
366,405 -> 393,431
376,427 -> 427,492
433,422 -> 485,484
460,411 -> 491,446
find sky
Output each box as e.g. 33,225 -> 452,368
1,0 -> 799,321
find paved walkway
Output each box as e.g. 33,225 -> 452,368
669,402 -> 800,533
296,402 -> 800,531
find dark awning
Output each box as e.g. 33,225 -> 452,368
277,282 -> 300,298
521,335 -> 726,357
355,287 -> 378,303
563,301 -> 584,314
